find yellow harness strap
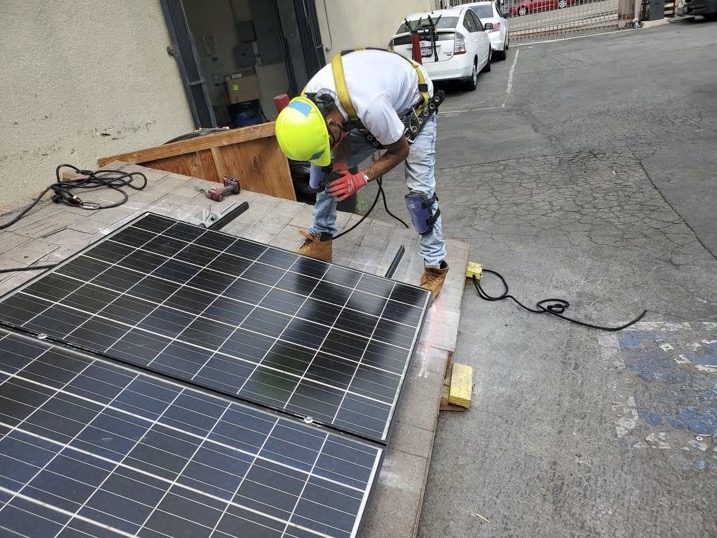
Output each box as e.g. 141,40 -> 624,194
330,49 -> 431,122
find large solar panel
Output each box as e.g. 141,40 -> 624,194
0,329 -> 382,537
0,213 -> 429,443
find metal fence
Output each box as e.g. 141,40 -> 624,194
507,0 -> 620,40
450,0 -> 640,42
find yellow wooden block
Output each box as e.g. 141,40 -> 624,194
465,261 -> 483,280
448,363 -> 474,408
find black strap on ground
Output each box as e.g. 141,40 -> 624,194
472,269 -> 647,331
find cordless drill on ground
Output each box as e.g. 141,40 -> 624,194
203,176 -> 241,202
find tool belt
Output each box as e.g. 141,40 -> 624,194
357,92 -> 444,149
402,91 -> 444,143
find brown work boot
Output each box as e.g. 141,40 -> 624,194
420,261 -> 449,302
296,230 -> 333,262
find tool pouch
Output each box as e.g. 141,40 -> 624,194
405,191 -> 440,235
403,90 -> 444,143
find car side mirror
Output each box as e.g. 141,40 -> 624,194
484,22 -> 494,29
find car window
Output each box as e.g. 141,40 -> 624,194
395,16 -> 459,34
469,10 -> 483,32
463,12 -> 477,32
495,1 -> 502,16
471,5 -> 494,18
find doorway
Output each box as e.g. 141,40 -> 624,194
165,0 -> 325,129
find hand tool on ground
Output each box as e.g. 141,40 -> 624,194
201,176 -> 241,202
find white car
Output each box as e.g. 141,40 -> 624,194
389,7 -> 492,91
464,1 -> 510,61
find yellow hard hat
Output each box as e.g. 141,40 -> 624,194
275,96 -> 331,167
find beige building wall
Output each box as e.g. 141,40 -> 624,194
0,0 -> 195,212
314,0 -> 441,57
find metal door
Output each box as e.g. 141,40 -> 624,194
160,0 -> 216,128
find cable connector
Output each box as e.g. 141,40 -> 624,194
465,261 -> 483,280
50,185 -> 83,207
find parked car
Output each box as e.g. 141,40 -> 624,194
389,7 -> 492,91
510,0 -> 576,16
681,0 -> 717,18
464,1 -> 510,61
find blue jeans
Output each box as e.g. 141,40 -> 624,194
309,115 -> 446,268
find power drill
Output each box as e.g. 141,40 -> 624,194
315,166 -> 358,192
203,176 -> 241,202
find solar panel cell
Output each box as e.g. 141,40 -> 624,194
0,213 -> 429,446
0,330 -> 383,537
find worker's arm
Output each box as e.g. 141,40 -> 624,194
327,137 -> 410,202
360,94 -> 412,181
327,96 -> 411,201
327,135 -> 411,202
362,136 -> 410,182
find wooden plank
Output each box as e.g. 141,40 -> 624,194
143,154 -> 203,179
219,139 -> 296,201
211,147 -> 227,181
97,123 -> 277,166
198,150 -> 221,183
448,363 -> 474,409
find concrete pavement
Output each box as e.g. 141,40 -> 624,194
362,20 -> 717,537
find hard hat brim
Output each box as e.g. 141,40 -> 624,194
308,146 -> 331,167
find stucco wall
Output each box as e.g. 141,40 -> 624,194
314,0 -> 441,56
0,1 -> 195,212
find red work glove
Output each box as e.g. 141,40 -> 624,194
327,169 -> 368,202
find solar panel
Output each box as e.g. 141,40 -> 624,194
0,328 -> 382,537
0,213 -> 429,443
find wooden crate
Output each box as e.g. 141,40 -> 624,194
98,123 -> 296,201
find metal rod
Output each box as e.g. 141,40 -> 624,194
384,245 -> 405,279
208,201 -> 249,231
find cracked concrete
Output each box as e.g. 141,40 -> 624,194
359,21 -> 717,538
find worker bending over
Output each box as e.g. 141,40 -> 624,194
275,49 -> 449,301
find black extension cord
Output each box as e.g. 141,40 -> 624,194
0,164 -> 148,273
333,177 -> 408,240
472,269 -> 647,331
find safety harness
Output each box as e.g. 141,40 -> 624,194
311,49 -> 444,237
330,49 -> 444,146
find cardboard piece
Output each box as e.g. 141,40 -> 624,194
226,68 -> 261,104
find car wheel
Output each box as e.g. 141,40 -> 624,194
465,62 -> 478,91
558,0 -> 568,7
482,49 -> 492,72
518,6 -> 528,15
494,41 -> 507,61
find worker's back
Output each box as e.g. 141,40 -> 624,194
304,49 -> 433,129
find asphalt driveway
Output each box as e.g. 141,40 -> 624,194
364,20 -> 717,538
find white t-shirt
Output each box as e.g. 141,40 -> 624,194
304,49 -> 434,147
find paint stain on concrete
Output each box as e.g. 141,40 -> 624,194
607,322 -> 717,470
617,322 -> 717,437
